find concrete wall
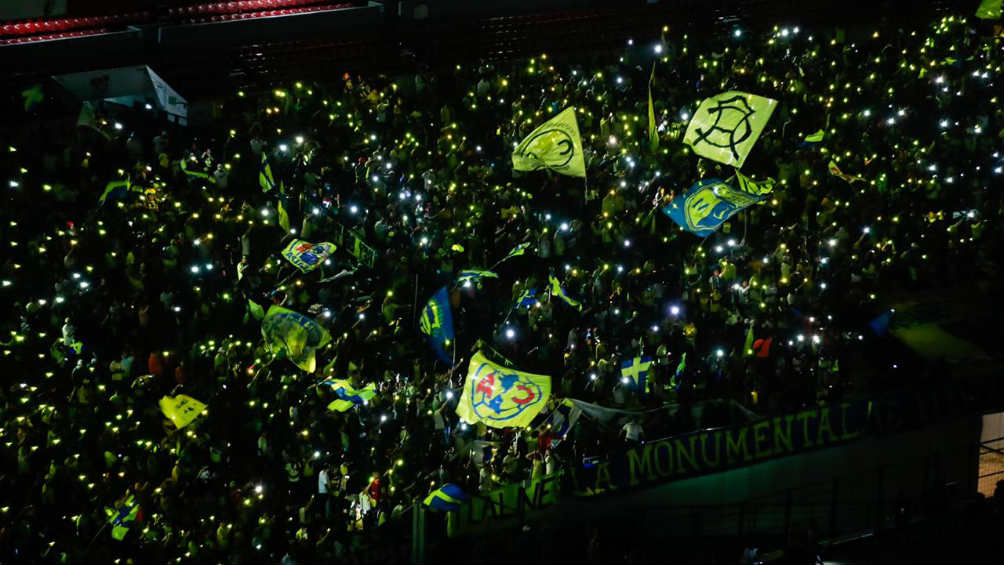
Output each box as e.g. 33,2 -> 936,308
534,415 -> 981,537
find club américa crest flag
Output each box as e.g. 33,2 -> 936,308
683,91 -> 777,168
662,178 -> 767,237
456,351 -> 551,429
512,107 -> 586,178
281,239 -> 337,273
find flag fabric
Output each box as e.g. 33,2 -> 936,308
277,184 -> 291,232
456,269 -> 499,287
179,159 -> 216,184
456,351 -> 551,429
502,242 -> 531,262
799,129 -> 826,148
22,84 -> 44,111
620,356 -> 654,391
662,178 -> 767,237
98,178 -> 132,205
322,379 -> 377,412
514,288 -> 539,310
77,101 -> 111,140
976,0 -> 1002,19
828,160 -> 866,184
675,352 -> 688,377
262,305 -> 331,372
683,91 -> 777,168
105,493 -> 140,541
282,239 -> 337,273
548,275 -> 583,311
159,394 -> 207,429
869,310 -> 894,336
423,483 -> 468,511
648,64 -> 659,153
419,287 -> 455,365
744,327 -> 756,356
732,171 -> 776,196
512,107 -> 586,178
753,337 -> 773,358
248,299 -> 266,320
259,152 -> 276,192
536,399 -> 582,445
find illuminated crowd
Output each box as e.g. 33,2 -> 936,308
1,14 -> 1001,565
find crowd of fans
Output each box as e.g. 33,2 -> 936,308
1,12 -> 1001,565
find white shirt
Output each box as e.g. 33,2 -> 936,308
318,468 -> 330,494
622,421 -> 644,441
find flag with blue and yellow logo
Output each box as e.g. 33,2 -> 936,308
105,493 -> 140,541
501,242 -> 531,263
548,275 -> 583,311
259,152 -> 276,192
620,356 -> 653,391
456,351 -> 551,429
456,269 -> 498,287
159,394 -> 207,429
662,178 -> 766,237
419,286 -> 455,365
262,305 -> 331,372
282,239 -> 337,273
423,483 -> 467,511
321,379 -> 377,412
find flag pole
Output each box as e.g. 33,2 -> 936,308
412,274 -> 420,326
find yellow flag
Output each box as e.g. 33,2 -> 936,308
512,107 -> 586,178
683,91 -> 777,168
456,351 -> 551,428
159,394 -> 207,429
976,0 -> 1002,19
733,170 -> 776,196
262,305 -> 331,372
648,63 -> 659,153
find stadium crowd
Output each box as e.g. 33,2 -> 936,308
1,12 -> 1002,565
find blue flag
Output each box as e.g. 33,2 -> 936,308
423,483 -> 468,511
869,310 -> 894,336
419,286 -> 455,365
515,288 -> 539,310
662,178 -> 766,237
321,379 -> 377,412
620,356 -> 654,391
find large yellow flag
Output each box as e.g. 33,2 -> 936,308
683,91 -> 777,168
512,107 -> 586,178
976,0 -> 1002,19
159,394 -> 207,429
261,305 -> 331,372
648,63 -> 659,153
456,351 -> 551,428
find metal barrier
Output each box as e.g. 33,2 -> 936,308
977,436 -> 1003,497
329,220 -> 378,268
